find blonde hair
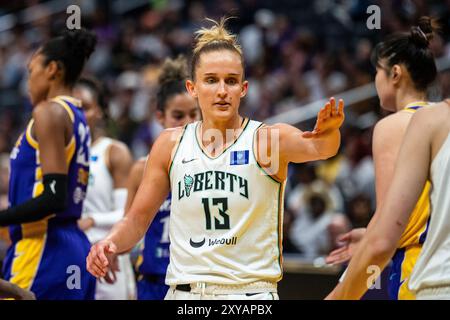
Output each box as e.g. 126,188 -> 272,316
191,17 -> 244,80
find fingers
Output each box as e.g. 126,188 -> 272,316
326,249 -> 350,265
87,257 -> 107,278
106,242 -> 117,254
325,244 -> 350,264
104,270 -> 117,284
338,98 -> 344,116
302,131 -> 315,138
86,243 -> 111,278
337,232 -> 352,243
326,98 -> 336,117
332,252 -> 351,265
96,245 -> 109,267
87,251 -> 107,277
323,102 -> 331,119
330,97 -> 337,116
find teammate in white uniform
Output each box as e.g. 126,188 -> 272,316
87,18 -> 344,300
327,99 -> 450,299
75,78 -> 136,300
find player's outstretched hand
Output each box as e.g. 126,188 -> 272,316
302,97 -> 344,138
325,228 -> 366,265
86,239 -> 117,278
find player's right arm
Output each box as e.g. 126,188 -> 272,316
86,128 -> 180,278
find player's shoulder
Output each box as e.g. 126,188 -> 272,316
33,100 -> 68,122
157,126 -> 186,146
416,101 -> 450,118
409,101 -> 449,133
109,138 -> 132,157
254,122 -> 284,139
373,111 -> 412,142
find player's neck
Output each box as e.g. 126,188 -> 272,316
201,115 -> 243,142
200,115 -> 244,156
46,86 -> 72,100
395,88 -> 426,112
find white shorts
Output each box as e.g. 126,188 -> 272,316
416,286 -> 450,300
164,281 -> 279,300
95,254 -> 137,300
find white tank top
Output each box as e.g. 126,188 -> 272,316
409,131 -> 450,292
83,137 -> 114,243
166,119 -> 285,285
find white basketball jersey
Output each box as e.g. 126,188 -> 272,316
166,118 -> 285,285
83,137 -> 114,243
409,131 -> 450,293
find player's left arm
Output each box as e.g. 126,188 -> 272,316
0,101 -> 70,226
80,142 -> 133,230
277,98 -> 344,164
327,109 -> 433,300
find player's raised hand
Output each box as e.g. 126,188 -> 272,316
86,239 -> 117,278
325,228 -> 366,265
302,98 -> 344,138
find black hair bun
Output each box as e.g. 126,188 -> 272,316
63,28 -> 97,60
410,16 -> 437,49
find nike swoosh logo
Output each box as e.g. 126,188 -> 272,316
182,158 -> 197,164
189,238 -> 206,248
50,181 -> 56,194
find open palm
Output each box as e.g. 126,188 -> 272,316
303,97 -> 345,138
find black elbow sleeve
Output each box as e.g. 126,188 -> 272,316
0,174 -> 67,226
42,173 -> 68,212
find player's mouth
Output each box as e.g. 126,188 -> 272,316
214,101 -> 231,109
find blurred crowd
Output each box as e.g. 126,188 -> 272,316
1,0 -> 450,264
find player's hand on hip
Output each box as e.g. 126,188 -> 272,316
302,97 -> 344,138
325,228 -> 366,265
86,239 -> 117,278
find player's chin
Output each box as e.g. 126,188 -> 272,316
212,105 -> 236,119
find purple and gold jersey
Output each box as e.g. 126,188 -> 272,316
3,96 -> 95,299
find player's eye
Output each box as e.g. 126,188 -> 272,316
226,78 -> 238,85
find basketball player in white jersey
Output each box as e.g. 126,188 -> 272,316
75,78 -> 136,300
87,18 -> 344,300
327,99 -> 450,300
126,56 -> 199,300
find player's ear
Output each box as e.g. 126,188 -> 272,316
240,80 -> 248,98
45,61 -> 59,81
391,64 -> 402,85
186,80 -> 198,98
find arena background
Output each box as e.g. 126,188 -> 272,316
1,0 -> 449,299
